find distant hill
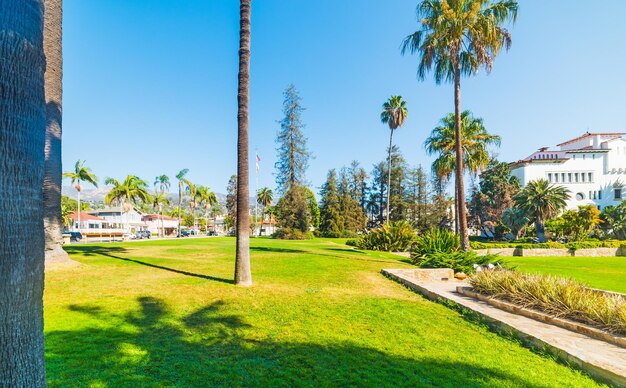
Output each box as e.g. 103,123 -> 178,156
62,186 -> 244,207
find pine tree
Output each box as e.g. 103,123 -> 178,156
388,145 -> 408,222
319,169 -> 343,237
225,174 -> 237,232
339,168 -> 366,234
275,84 -> 311,194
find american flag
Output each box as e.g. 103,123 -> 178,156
255,154 -> 261,174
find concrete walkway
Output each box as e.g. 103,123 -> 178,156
382,268 -> 626,387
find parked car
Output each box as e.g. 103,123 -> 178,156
68,231 -> 82,242
207,230 -> 218,236
178,230 -> 191,237
137,230 -> 151,239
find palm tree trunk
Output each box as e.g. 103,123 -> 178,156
386,129 -> 393,224
77,187 -> 81,232
43,0 -> 69,262
235,0 -> 252,286
177,186 -> 181,237
454,61 -> 469,251
0,2 -> 47,384
536,219 -> 546,243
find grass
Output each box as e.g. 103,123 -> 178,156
504,256 -> 626,294
45,237 -> 602,387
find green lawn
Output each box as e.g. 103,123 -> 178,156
46,238 -> 601,387
504,256 -> 626,294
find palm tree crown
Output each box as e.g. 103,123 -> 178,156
257,187 -> 274,208
63,160 -> 98,191
425,110 -> 500,180
154,175 -> 170,195
514,179 -> 570,242
401,0 -> 518,83
380,95 -> 408,130
104,175 -> 150,210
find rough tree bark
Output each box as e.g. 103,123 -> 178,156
386,129 -> 394,224
0,1 -> 47,385
235,0 -> 252,286
43,0 -> 70,262
454,61 -> 469,251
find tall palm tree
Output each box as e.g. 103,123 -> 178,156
0,1 -> 47,384
151,191 -> 170,237
175,169 -> 191,236
63,160 -> 98,232
197,185 -> 218,234
424,111 -> 500,182
402,0 -> 517,250
186,181 -> 198,232
380,95 -> 408,224
514,179 -> 570,243
43,0 -> 69,261
104,175 -> 150,233
235,0 -> 252,286
154,175 -> 170,237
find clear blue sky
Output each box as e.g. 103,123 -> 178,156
63,0 -> 626,194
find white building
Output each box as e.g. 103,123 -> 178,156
510,132 -> 626,210
142,214 -> 179,236
88,206 -> 147,233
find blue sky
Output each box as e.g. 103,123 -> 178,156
63,0 -> 626,194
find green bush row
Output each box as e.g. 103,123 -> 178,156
470,240 -> 626,250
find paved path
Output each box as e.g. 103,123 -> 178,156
382,268 -> 626,387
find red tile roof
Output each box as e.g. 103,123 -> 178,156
557,132 -> 625,147
70,211 -> 105,221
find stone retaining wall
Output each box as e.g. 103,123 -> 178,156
475,247 -> 626,257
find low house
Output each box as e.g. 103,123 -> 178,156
70,211 -> 105,233
142,214 -> 179,236
258,219 -> 277,236
88,206 -> 147,234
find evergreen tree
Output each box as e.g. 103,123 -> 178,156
339,168 -> 366,234
319,169 -> 343,237
275,84 -> 311,194
225,174 -> 237,232
275,185 -> 312,238
405,165 -> 430,233
388,146 -> 408,222
348,160 -> 368,211
370,162 -> 387,225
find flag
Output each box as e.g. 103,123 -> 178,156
256,154 -> 261,174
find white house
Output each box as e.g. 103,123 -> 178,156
88,206 -> 147,233
510,132 -> 626,210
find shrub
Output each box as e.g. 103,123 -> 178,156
272,228 -> 314,240
413,251 -> 501,274
412,228 -> 460,258
345,239 -> 357,247
470,239 -> 625,250
470,270 -> 626,335
354,221 -> 416,252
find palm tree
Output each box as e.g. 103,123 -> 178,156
256,187 -> 273,236
425,110 -> 501,182
502,207 -> 527,240
186,181 -> 198,232
380,95 -> 408,224
151,191 -> 170,237
197,185 -> 218,234
154,175 -> 170,237
175,169 -> 191,237
104,175 -> 150,233
402,0 -> 517,250
514,179 -> 570,243
63,160 -> 98,232
235,0 -> 252,286
0,2 -> 47,383
43,0 -> 69,261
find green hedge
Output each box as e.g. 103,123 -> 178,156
470,240 -> 625,251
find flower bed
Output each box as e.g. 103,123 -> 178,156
469,270 -> 626,336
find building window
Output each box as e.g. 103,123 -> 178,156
599,190 -> 602,200
583,154 -> 586,160
615,189 -> 622,200
575,173 -> 579,183
588,172 -> 593,182
576,192 -> 585,201
567,173 -> 572,182
581,173 -> 586,183
555,174 -> 559,183
547,173 -> 552,182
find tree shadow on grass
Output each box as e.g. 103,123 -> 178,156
64,245 -> 233,284
250,246 -> 307,254
46,297 -> 569,387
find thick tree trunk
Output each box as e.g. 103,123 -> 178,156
454,62 -> 470,251
43,0 -> 69,262
235,0 -> 252,286
0,1 -> 47,385
386,129 -> 393,225
536,219 -> 546,243
177,186 -> 182,236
